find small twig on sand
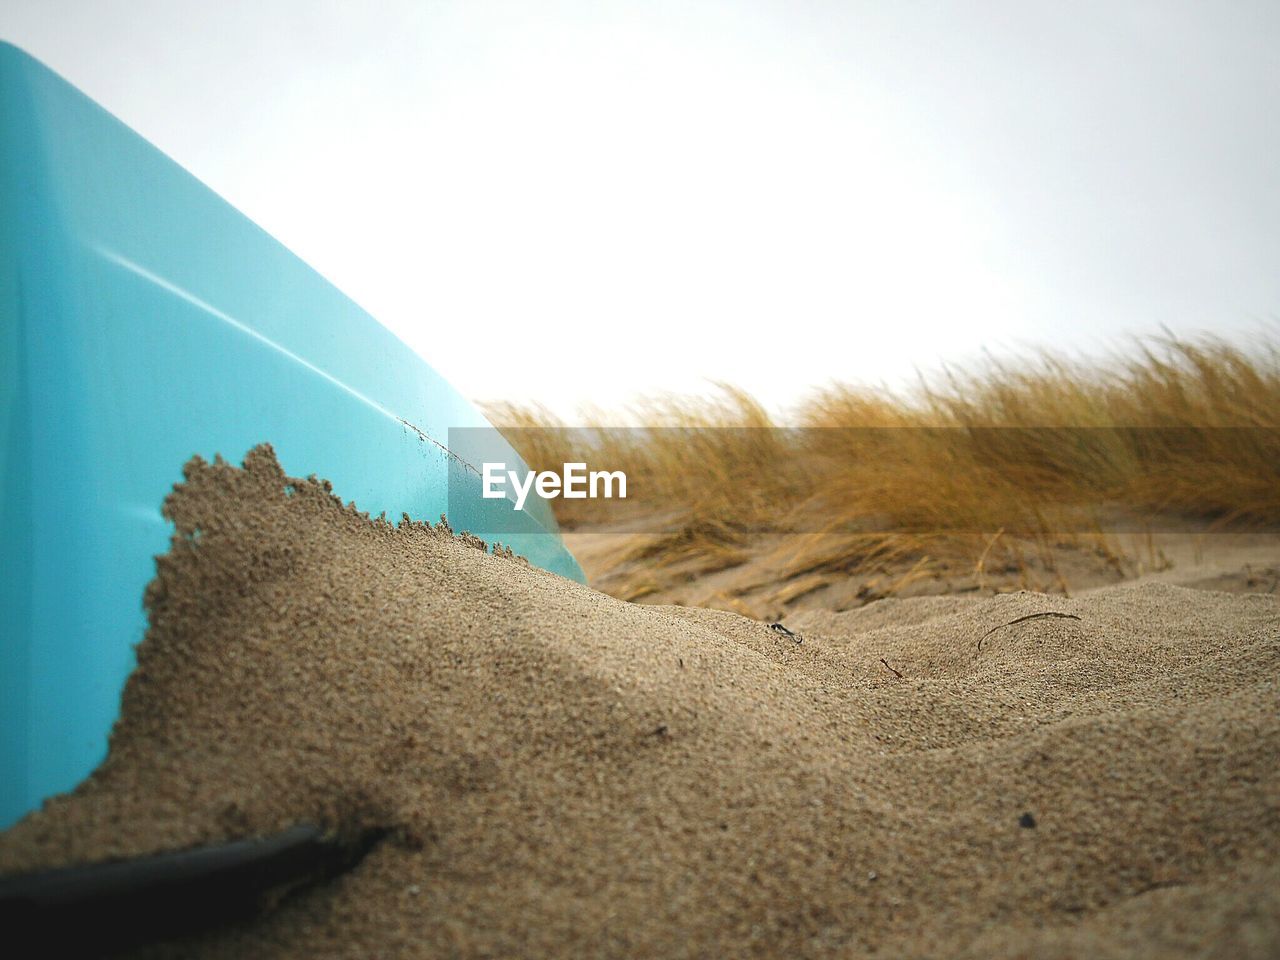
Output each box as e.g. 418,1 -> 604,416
879,657 -> 903,680
978,612 -> 1082,652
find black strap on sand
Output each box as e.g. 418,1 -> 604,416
0,822 -> 386,955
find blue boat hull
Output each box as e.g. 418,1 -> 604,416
0,42 -> 583,828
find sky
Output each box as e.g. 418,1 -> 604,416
3,0 -> 1278,415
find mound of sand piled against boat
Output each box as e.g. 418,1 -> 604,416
1,445 -> 1276,959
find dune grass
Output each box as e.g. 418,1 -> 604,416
485,332 -> 1280,608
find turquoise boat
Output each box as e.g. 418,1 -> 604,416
0,42 -> 584,829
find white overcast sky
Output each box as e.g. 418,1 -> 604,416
3,1 -> 1278,414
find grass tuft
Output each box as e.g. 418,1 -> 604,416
486,331 -> 1280,612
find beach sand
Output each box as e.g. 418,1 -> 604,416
1,445 -> 1277,958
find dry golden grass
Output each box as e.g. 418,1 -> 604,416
485,332 -> 1280,613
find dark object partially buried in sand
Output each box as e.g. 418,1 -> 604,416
0,823 -> 386,956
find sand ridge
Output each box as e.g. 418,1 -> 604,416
1,444 -> 1276,958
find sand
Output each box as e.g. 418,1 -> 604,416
1,444 -> 1277,958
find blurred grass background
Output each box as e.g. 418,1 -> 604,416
485,333 -> 1280,614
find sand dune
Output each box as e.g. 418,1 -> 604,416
1,446 -> 1277,958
